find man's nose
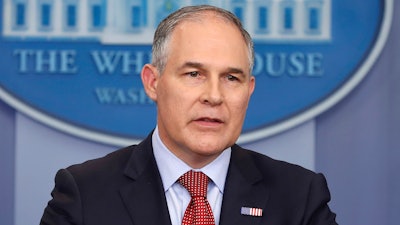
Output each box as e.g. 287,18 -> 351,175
200,77 -> 224,106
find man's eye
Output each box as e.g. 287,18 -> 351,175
227,74 -> 239,81
187,71 -> 200,77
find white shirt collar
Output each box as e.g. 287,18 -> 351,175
152,126 -> 231,193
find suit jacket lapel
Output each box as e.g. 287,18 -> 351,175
219,145 -> 270,225
119,134 -> 172,225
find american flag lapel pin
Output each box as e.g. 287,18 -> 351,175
241,206 -> 263,217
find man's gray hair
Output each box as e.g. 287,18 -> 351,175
151,5 -> 254,74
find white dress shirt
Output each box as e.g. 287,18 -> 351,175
152,127 -> 231,225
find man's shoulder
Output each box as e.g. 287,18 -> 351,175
232,145 -> 317,181
66,133 -> 153,176
67,145 -> 136,171
52,135 -> 155,197
65,144 -> 140,181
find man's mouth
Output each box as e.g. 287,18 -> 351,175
195,117 -> 223,123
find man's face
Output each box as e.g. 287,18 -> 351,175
142,15 -> 255,168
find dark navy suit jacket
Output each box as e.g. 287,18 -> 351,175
40,133 -> 337,225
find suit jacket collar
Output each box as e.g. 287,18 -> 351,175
219,144 -> 270,225
119,133 -> 172,225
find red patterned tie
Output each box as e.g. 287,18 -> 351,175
178,171 -> 216,225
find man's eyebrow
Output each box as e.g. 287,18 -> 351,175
179,62 -> 246,75
226,67 -> 245,75
178,61 -> 205,70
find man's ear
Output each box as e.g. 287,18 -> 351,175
249,75 -> 256,95
141,64 -> 159,102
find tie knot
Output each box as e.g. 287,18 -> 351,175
178,171 -> 209,198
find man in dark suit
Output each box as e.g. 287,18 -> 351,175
41,5 -> 337,225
